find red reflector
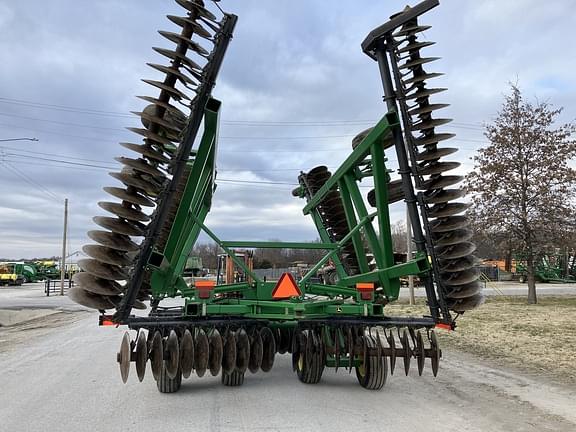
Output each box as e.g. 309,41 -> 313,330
272,273 -> 301,299
100,319 -> 117,327
356,282 -> 374,291
198,290 -> 211,299
360,291 -> 372,300
435,323 -> 452,331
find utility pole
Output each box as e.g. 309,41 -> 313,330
60,198 -> 68,296
406,208 -> 415,305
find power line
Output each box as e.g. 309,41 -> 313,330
5,153 -> 117,170
0,97 -> 133,118
3,158 -> 114,172
0,137 -> 38,142
1,161 -> 61,202
0,97 -> 488,133
0,145 -> 116,164
0,111 -> 127,132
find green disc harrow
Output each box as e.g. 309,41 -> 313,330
70,0 -> 483,393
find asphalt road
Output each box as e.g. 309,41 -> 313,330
1,314 -> 575,432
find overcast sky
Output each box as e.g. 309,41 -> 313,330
0,0 -> 574,259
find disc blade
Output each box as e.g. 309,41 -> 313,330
413,133 -> 456,147
400,57 -> 441,70
221,331 -> 237,375
249,331 -> 263,374
150,331 -> 163,381
415,331 -> 425,376
119,142 -> 170,164
439,256 -> 480,272
401,329 -> 411,376
435,241 -> 477,259
428,202 -> 470,218
117,332 -> 131,384
411,118 -> 452,132
429,216 -> 469,233
208,329 -> 223,376
152,47 -> 202,72
93,216 -> 144,237
423,188 -> 465,204
280,328 -> 293,354
404,73 -> 445,87
174,0 -> 218,21
126,127 -> 176,147
136,96 -> 188,121
165,330 -> 180,379
180,329 -> 194,379
397,40 -> 436,54
158,30 -> 210,56
194,328 -> 209,377
445,281 -> 483,299
141,79 -> 190,101
78,259 -> 128,280
449,293 -> 485,312
135,102 -> 185,130
67,286 -> 114,310
98,201 -> 150,223
72,272 -> 123,296
166,15 -> 213,39
418,161 -> 461,176
441,268 -> 480,286
429,331 -> 440,377
109,171 -> 162,196
393,24 -> 431,36
405,87 -> 447,100
87,230 -> 140,252
103,186 -> 155,207
135,330 -> 148,382
260,327 -> 276,373
82,244 -> 132,266
115,157 -> 166,178
235,328 -> 251,374
433,228 -> 474,246
420,175 -> 464,191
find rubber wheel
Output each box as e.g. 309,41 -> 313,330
355,336 -> 387,390
294,330 -> 324,384
221,369 -> 245,387
157,363 -> 182,393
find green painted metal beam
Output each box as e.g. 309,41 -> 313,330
302,112 -> 398,215
221,241 -> 338,249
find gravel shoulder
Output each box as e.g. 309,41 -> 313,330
0,309 -> 91,354
388,295 -> 576,386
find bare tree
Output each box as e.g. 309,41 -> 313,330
466,84 -> 576,304
390,220 -> 408,254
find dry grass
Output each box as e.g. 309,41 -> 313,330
387,296 -> 576,384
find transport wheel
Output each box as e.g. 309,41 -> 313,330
355,336 -> 387,390
221,369 -> 245,387
294,330 -> 324,384
157,363 -> 182,393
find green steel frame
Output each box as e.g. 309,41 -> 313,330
138,100 -> 432,325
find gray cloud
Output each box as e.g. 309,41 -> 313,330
0,0 -> 574,258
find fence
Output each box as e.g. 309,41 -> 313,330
45,279 -> 74,296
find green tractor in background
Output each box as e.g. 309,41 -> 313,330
515,253 -> 576,284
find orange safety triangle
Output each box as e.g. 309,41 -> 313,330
272,272 -> 301,299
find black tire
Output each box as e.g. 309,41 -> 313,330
355,336 -> 387,390
294,331 -> 324,384
157,363 -> 182,393
221,369 -> 245,386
